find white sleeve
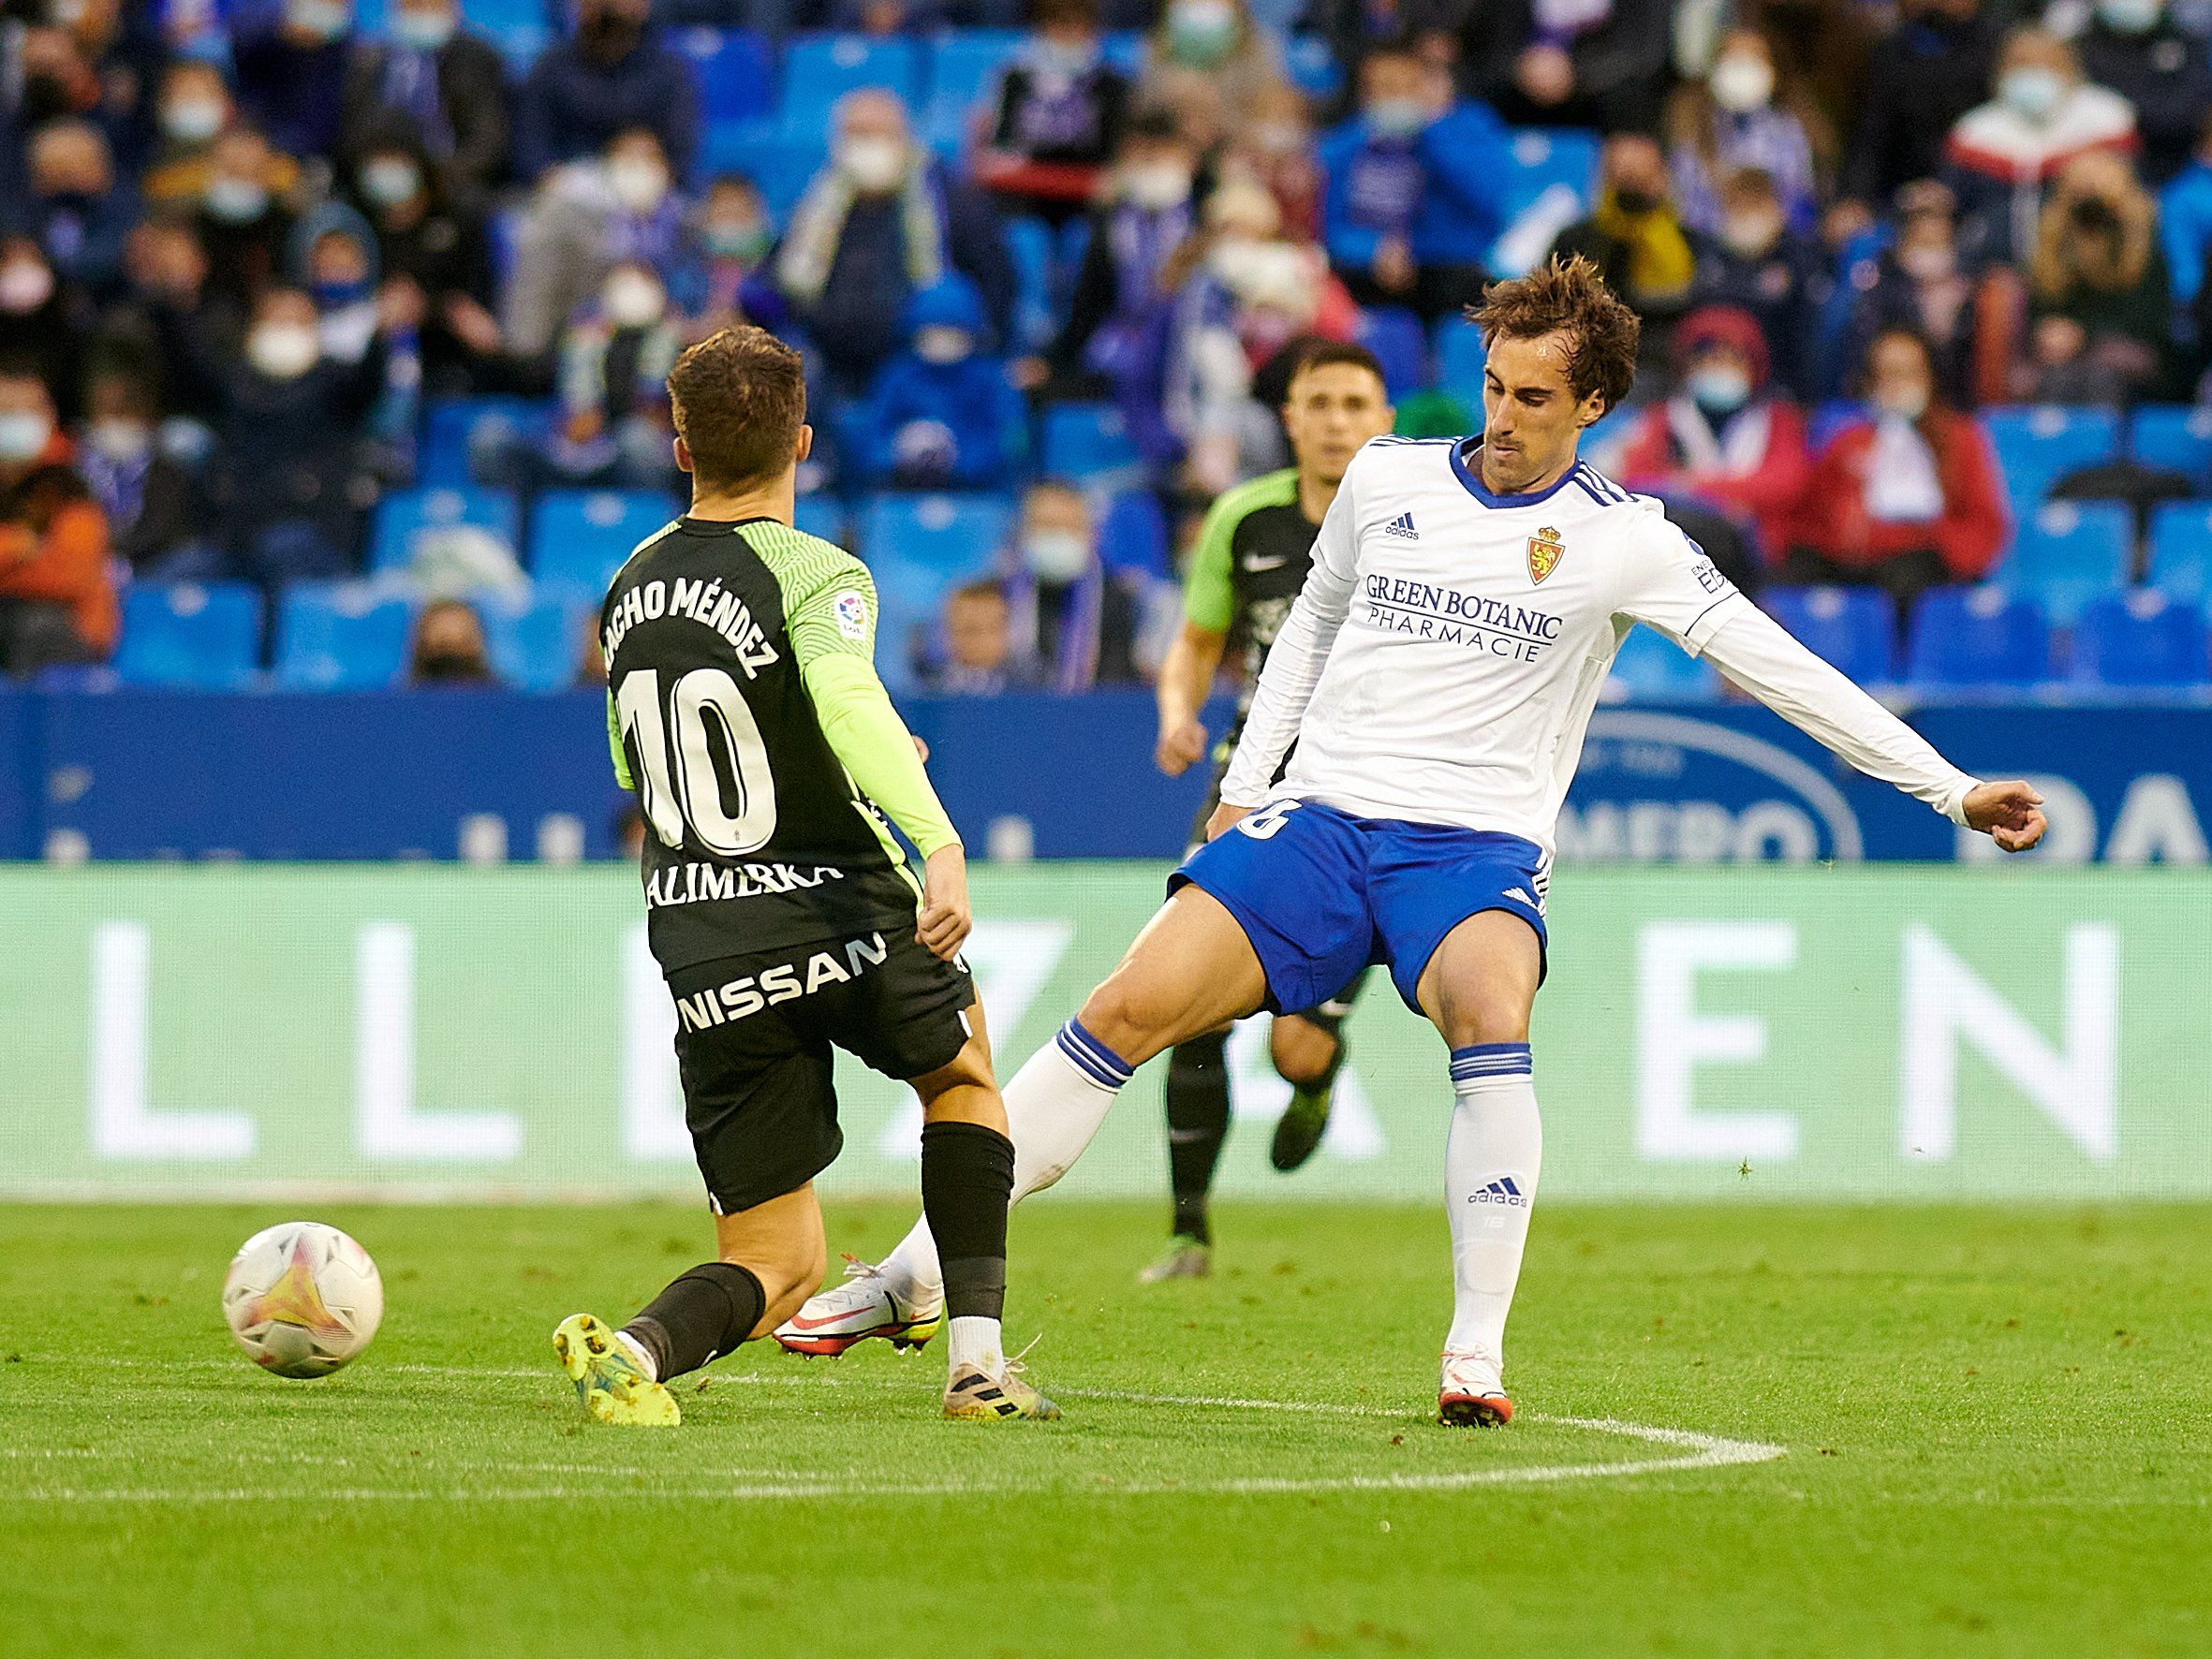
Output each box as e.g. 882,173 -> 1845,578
1217,449 -> 1364,809
1699,605 -> 1983,826
1614,503 -> 1753,655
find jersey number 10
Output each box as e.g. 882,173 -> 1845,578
615,668 -> 778,856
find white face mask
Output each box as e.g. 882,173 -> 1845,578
1999,66 -> 2065,123
1875,382 -> 1929,421
1123,162 -> 1192,210
204,175 -> 270,223
1719,212 -> 1782,257
1364,96 -> 1430,139
838,135 -> 907,194
391,6 -> 455,49
1687,363 -> 1751,414
1025,528 -> 1091,583
248,324 -> 320,379
913,325 -> 973,364
361,157 -> 421,206
162,96 -> 226,143
1708,53 -> 1775,113
2097,0 -> 2161,32
0,260 -> 56,314
86,418 -> 153,462
607,156 -> 669,213
0,411 -> 53,463
286,0 -> 349,40
602,270 -> 665,329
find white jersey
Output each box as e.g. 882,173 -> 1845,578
1218,436 -> 1980,851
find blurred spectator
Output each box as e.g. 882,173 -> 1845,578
1317,40 -> 1509,322
691,174 -> 787,332
143,63 -> 304,211
503,127 -> 691,361
2020,150 -> 2173,404
0,365 -> 114,674
1463,0 -> 1674,133
1003,479 -> 1145,689
73,364 -> 199,575
47,0 -> 159,163
1664,27 -> 1826,238
1782,327 -> 2005,621
863,276 -> 1026,489
1550,133 -> 1696,352
924,578 -> 1021,695
774,91 -> 1015,395
339,0 -> 510,209
1688,167 -> 1825,397
2160,110 -> 2212,323
1221,81 -> 1322,244
231,0 -> 358,162
109,216 -> 229,423
408,595 -> 494,684
0,239 -> 87,418
491,260 -> 682,489
347,125 -> 504,395
192,125 -> 298,307
1304,0 -> 1473,84
1837,180 -> 2012,409
973,0 -> 1132,226
25,120 -> 137,300
1836,0 -> 1999,234
514,0 -> 699,183
1942,27 -> 2137,260
7,22 -> 104,139
1617,303 -> 1806,580
2069,0 -> 2212,187
1140,0 -> 1288,132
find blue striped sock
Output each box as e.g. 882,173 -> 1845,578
1449,1042 -> 1532,1087
1055,1019 -> 1134,1092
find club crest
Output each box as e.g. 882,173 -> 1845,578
1526,526 -> 1565,584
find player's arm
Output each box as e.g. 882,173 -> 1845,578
605,692 -> 634,790
1158,499 -> 1235,774
1208,454 -> 1364,836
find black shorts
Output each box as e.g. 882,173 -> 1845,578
664,927 -> 976,1216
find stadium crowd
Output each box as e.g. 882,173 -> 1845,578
7,0 -> 2212,696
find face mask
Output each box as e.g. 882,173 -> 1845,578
838,136 -> 907,194
1687,363 -> 1751,415
602,270 -> 665,329
0,412 -> 53,463
361,157 -> 421,206
1123,162 -> 1192,210
204,176 -> 270,223
1876,383 -> 1929,420
314,277 -> 373,308
162,96 -> 226,143
1719,212 -> 1782,257
703,221 -> 770,262
1025,528 -> 1091,583
414,650 -> 485,682
52,0 -> 90,25
1167,0 -> 1237,64
1208,235 -> 1271,291
913,325 -> 973,364
248,324 -> 319,379
1708,53 -> 1775,113
2097,0 -> 2161,31
607,157 -> 669,213
1031,37 -> 1096,77
391,7 -> 455,49
1254,120 -> 1305,155
286,0 -> 349,40
1612,186 -> 1660,216
0,261 -> 56,314
1898,241 -> 1956,281
1364,96 -> 1430,139
87,418 -> 152,462
2000,66 -> 2064,123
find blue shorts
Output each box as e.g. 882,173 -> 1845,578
1170,800 -> 1549,1016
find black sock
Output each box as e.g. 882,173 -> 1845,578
921,1120 -> 1015,1323
622,1261 -> 765,1383
1164,1032 -> 1230,1244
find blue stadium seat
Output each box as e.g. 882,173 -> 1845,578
479,589 -> 592,692
1497,127 -> 1600,222
1040,402 -> 1142,481
274,583 -> 412,691
2070,589 -> 2210,689
1007,214 -> 1058,352
1762,585 -> 1895,682
419,396 -> 546,488
1606,624 -> 1720,700
2146,502 -> 2212,602
1981,405 -> 2121,518
779,35 -> 922,138
1906,586 -> 2051,690
860,492 -> 1011,579
1357,307 -> 1428,398
1283,34 -> 1344,98
922,29 -> 1025,150
113,582 -> 261,690
713,134 -> 825,220
1099,30 -> 1145,74
2003,500 -> 2131,626
1098,490 -> 1170,580
795,494 -> 848,544
529,490 -> 679,589
369,486 -> 522,573
2128,404 -> 2212,480
676,27 -> 776,134
1435,316 -> 1484,398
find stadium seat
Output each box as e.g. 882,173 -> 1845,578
676,27 -> 776,134
369,486 -> 522,574
779,35 -> 922,138
113,582 -> 261,690
2128,404 -> 2212,480
529,490 -> 680,589
1981,405 -> 2121,519
860,492 -> 1011,579
1098,490 -> 1170,580
1040,402 -> 1142,481
1435,316 -> 1484,399
479,589 -> 592,693
419,396 -> 547,488
2070,589 -> 2211,689
1099,29 -> 1145,73
1605,624 -> 1720,700
715,134 -> 826,220
1906,586 -> 2051,690
1006,214 -> 1058,352
274,583 -> 412,691
1497,128 -> 1600,222
1761,585 -> 1895,683
794,494 -> 848,544
1357,307 -> 1428,399
2002,500 -> 2131,626
922,29 -> 1025,150
2146,502 -> 2212,602
1283,33 -> 1345,98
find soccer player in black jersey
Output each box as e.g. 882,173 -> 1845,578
553,327 -> 1056,1423
1142,342 -> 1399,1281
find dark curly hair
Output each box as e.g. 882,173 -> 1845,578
1470,255 -> 1642,418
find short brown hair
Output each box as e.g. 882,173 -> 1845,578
666,325 -> 807,490
1471,255 -> 1641,417
1285,338 -> 1388,393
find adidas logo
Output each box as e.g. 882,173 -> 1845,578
1381,511 -> 1419,539
1469,1177 -> 1526,1208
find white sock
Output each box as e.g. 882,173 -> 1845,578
880,1019 -> 1133,1307
947,1314 -> 1004,1375
1444,1043 -> 1541,1364
613,1328 -> 658,1382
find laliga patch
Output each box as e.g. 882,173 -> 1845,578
1526,525 -> 1565,585
833,589 -> 870,639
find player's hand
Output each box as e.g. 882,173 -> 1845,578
1204,802 -> 1253,842
1963,780 -> 2047,852
918,844 -> 972,961
1156,717 -> 1207,777
911,733 -> 929,763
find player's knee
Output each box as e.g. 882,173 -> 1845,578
1076,977 -> 1172,1066
1270,1022 -> 1339,1088
1437,997 -> 1529,1050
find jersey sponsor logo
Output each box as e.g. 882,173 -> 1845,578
645,859 -> 848,909
1526,525 -> 1565,585
832,589 -> 870,639
1381,510 -> 1420,540
673,932 -> 892,1031
1360,575 -> 1563,661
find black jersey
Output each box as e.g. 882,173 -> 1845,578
1181,468 -> 1322,745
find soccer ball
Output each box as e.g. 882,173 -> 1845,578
221,1222 -> 383,1378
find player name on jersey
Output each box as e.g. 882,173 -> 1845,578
601,575 -> 779,675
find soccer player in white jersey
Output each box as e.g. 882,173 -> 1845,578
787,257 -> 2050,1424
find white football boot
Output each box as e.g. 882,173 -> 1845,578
774,1255 -> 943,1357
1438,1348 -> 1513,1427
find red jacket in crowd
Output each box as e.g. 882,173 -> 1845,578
1617,397 -> 1812,560
1786,410 -> 2009,581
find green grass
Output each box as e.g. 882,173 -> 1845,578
1,1200 -> 2206,1656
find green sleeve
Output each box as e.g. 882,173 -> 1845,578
1182,490 -> 1239,634
606,692 -> 633,790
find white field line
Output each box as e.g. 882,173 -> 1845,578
9,1357 -> 1785,1502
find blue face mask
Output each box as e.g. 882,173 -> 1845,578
1687,364 -> 1751,416
314,277 -> 373,308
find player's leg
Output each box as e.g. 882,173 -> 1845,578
1266,969 -> 1368,1173
1145,1029 -> 1231,1283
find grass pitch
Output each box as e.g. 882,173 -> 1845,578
2,1199 -> 2205,1657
